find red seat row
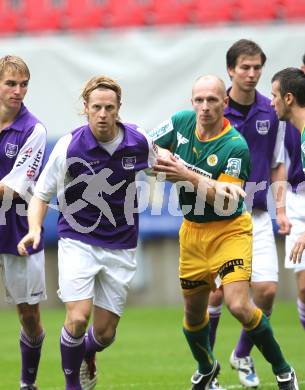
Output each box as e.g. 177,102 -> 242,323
0,0 -> 305,35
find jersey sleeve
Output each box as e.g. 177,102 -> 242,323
1,123 -> 47,197
271,121 -> 285,168
136,127 -> 158,167
148,117 -> 176,149
34,134 -> 72,202
218,145 -> 250,185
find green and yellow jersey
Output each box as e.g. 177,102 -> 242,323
150,110 -> 251,223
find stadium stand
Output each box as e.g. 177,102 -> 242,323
0,0 -> 24,34
148,0 -> 194,25
63,0 -> 110,30
280,0 -> 305,21
107,0 -> 150,28
236,0 -> 279,22
192,0 -> 236,24
1,0 -> 305,35
22,0 -> 63,33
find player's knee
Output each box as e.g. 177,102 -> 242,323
256,284 -> 277,307
66,315 -> 89,337
19,310 -> 40,334
226,300 -> 249,323
94,326 -> 116,347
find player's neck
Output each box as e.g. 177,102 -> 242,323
197,120 -> 223,141
291,107 -> 305,133
229,86 -> 255,106
0,105 -> 19,132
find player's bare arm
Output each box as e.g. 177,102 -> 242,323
271,163 -> 292,235
17,196 -> 48,256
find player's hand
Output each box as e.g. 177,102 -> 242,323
153,155 -> 187,182
17,232 -> 41,256
276,212 -> 292,235
214,181 -> 246,201
289,232 -> 305,264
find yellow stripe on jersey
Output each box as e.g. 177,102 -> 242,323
217,172 -> 244,186
195,118 -> 232,143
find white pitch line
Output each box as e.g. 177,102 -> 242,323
41,379 -> 305,390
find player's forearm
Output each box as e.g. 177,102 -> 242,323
185,169 -> 216,205
27,195 -> 48,233
271,163 -> 287,215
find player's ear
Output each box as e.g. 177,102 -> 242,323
224,95 -> 229,107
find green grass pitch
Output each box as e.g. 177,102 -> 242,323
1,301 -> 304,389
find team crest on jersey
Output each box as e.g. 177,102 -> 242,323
256,120 -> 270,135
5,143 -> 18,158
177,132 -> 189,147
122,156 -> 136,170
207,154 -> 218,166
225,158 -> 241,177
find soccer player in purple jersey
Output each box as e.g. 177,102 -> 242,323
271,67 -> 305,333
0,55 -> 47,390
17,75 -> 158,390
207,40 -> 292,389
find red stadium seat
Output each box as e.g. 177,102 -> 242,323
22,0 -> 64,33
107,0 -> 150,28
149,0 -> 194,25
0,0 -> 24,34
236,0 -> 279,22
281,0 -> 305,20
192,0 -> 236,25
63,0 -> 110,30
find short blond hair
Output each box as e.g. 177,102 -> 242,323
81,76 -> 121,104
0,55 -> 30,80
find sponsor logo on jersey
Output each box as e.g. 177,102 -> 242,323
225,158 -> 241,178
207,154 -> 218,166
192,146 -> 202,159
256,120 -> 270,135
26,149 -> 43,178
177,132 -> 189,147
122,156 -> 136,170
149,119 -> 173,140
5,143 -> 18,158
174,154 -> 212,178
16,147 -> 33,167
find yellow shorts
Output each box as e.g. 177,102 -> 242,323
179,212 -> 252,295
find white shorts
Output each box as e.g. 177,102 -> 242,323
251,210 -> 278,282
0,250 -> 46,305
58,238 -> 137,316
285,190 -> 305,272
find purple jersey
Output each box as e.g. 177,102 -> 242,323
0,104 -> 47,255
34,123 -> 157,250
285,123 -> 305,192
225,89 -> 284,211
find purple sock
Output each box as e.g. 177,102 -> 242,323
20,328 -> 45,386
84,325 -> 106,359
60,327 -> 85,390
297,298 -> 305,330
208,305 -> 222,350
235,309 -> 272,358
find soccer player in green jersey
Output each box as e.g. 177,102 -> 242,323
271,67 -> 305,266
152,75 -> 298,390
